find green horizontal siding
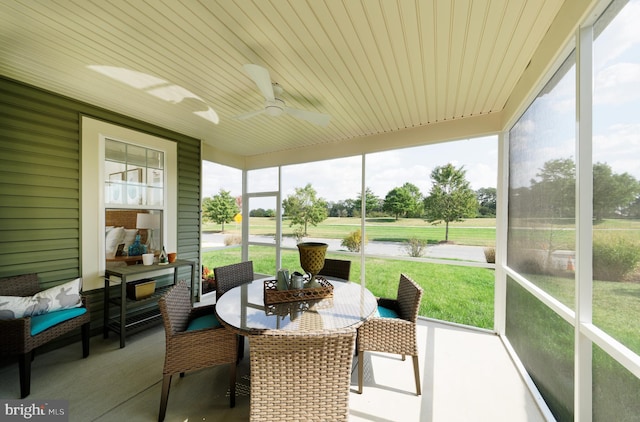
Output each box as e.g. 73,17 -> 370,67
0,80 -> 80,279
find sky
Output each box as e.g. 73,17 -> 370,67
202,135 -> 498,208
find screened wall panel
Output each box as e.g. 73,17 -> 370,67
591,0 -> 640,356
507,52 -> 577,309
592,343 -> 640,421
504,0 -> 640,417
505,277 -> 574,421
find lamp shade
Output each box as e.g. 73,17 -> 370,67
136,213 -> 160,229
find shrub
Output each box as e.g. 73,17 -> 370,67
224,234 -> 241,246
341,229 -> 367,252
510,249 -> 546,275
483,247 -> 495,263
592,237 -> 640,281
403,237 -> 427,257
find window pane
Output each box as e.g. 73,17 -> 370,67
147,149 -> 164,170
508,53 -> 576,307
105,139 -> 126,162
506,277 -> 574,421
125,167 -> 143,206
105,139 -> 164,207
592,0 -> 640,355
126,144 -> 146,167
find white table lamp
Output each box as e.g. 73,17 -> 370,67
136,213 -> 160,254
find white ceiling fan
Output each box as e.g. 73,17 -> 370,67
233,64 -> 331,127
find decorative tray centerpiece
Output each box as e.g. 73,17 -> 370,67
264,277 -> 333,305
264,300 -> 311,317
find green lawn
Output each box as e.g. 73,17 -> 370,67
529,274 -> 640,355
203,246 -> 495,329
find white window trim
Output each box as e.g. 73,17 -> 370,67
81,116 -> 177,291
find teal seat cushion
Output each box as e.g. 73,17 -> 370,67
187,314 -> 221,331
30,307 -> 87,336
376,305 -> 399,319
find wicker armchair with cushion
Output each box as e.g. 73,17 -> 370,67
248,328 -> 357,421
318,258 -> 352,281
0,273 -> 90,398
357,273 -> 424,395
158,281 -> 237,422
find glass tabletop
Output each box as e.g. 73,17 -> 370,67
214,277 -> 377,334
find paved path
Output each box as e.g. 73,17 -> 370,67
202,233 -> 488,263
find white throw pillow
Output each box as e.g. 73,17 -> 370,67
105,226 -> 125,258
0,278 -> 82,320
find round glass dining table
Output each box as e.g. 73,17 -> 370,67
214,277 -> 378,335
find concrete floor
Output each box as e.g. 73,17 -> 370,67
0,318 -> 550,421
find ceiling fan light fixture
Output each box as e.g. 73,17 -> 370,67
265,98 -> 285,116
237,64 -> 331,125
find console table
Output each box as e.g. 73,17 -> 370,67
103,259 -> 197,348
105,255 -> 145,265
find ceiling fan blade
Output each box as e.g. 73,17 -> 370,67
243,64 -> 275,102
233,108 -> 266,120
284,107 -> 331,127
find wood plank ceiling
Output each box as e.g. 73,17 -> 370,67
0,0 -> 563,165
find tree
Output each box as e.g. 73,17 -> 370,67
423,164 -> 477,241
282,183 -> 328,235
249,208 -> 275,217
529,158 -> 575,219
526,159 -> 640,221
402,182 -> 425,217
250,208 -> 267,217
476,187 -> 497,217
383,183 -> 423,220
383,187 -> 409,220
202,189 -> 239,232
593,162 -> 640,221
328,200 -> 353,217
353,188 -> 382,216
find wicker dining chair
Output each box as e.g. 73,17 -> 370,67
158,281 -> 237,422
213,261 -> 254,361
248,328 -> 357,422
318,258 -> 352,280
357,273 -> 424,395
0,273 -> 90,398
214,261 -> 254,300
